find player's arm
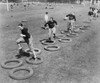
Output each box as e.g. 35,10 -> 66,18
74,16 -> 76,21
20,34 -> 26,37
54,20 -> 58,27
54,20 -> 57,25
64,15 -> 69,20
44,22 -> 48,27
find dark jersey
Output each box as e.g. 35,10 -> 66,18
66,14 -> 76,21
90,7 -> 95,11
44,20 -> 57,29
21,28 -> 30,40
88,11 -> 93,16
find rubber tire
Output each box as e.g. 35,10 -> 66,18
22,20 -> 28,22
56,34 -> 66,39
66,33 -> 79,37
44,45 -> 60,51
9,67 -> 33,80
58,38 -> 72,43
1,59 -> 23,69
41,39 -> 55,45
26,57 -> 43,65
72,28 -> 84,33
33,48 -> 41,55
83,21 -> 90,23
74,25 -> 82,28
60,30 -> 68,34
25,48 -> 41,55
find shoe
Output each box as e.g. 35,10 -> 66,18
53,35 -> 57,39
19,48 -> 24,54
48,37 -> 52,41
36,57 -> 41,60
30,56 -> 36,60
15,54 -> 21,59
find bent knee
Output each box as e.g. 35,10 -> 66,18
16,39 -> 20,44
16,38 -> 24,44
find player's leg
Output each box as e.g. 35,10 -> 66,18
52,27 -> 56,38
16,37 -> 25,50
67,20 -> 70,32
68,21 -> 72,33
27,36 -> 37,59
48,29 -> 52,40
95,12 -> 98,17
43,21 -> 47,29
90,16 -> 93,22
70,20 -> 75,31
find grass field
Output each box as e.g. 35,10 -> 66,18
0,2 -> 100,83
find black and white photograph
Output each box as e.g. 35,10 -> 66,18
0,0 -> 100,83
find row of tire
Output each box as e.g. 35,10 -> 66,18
41,24 -> 90,52
1,48 -> 43,80
1,25 -> 89,80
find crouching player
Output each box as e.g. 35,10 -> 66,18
44,17 -> 58,40
16,23 -> 36,59
64,13 -> 76,33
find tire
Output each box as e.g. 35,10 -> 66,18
26,57 -> 43,65
58,38 -> 72,43
44,45 -> 60,51
74,25 -> 82,29
66,33 -> 79,37
33,48 -> 41,55
25,48 -> 31,53
9,67 -> 33,80
40,39 -> 55,45
83,25 -> 90,29
60,30 -> 68,34
1,59 -> 23,69
25,48 -> 41,55
21,20 -> 28,22
72,28 -> 84,33
56,34 -> 66,39
83,21 -> 90,24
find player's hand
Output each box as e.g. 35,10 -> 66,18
64,18 -> 66,20
56,25 -> 59,27
20,34 -> 26,37
64,17 -> 68,20
46,27 -> 49,29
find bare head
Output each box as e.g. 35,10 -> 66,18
18,23 -> 24,29
45,12 -> 48,14
71,12 -> 75,15
50,17 -> 53,21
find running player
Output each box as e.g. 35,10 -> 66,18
44,17 -> 58,40
16,23 -> 36,59
64,13 -> 76,33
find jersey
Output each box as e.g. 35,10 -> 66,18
44,20 -> 57,29
21,28 -> 30,41
88,11 -> 93,16
66,14 -> 76,21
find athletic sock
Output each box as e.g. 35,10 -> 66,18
48,37 -> 51,41
53,34 -> 56,38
